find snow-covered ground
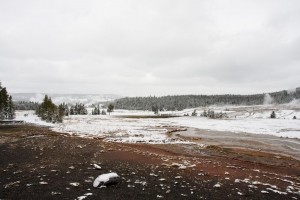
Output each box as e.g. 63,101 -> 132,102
164,117 -> 300,138
54,114 -> 174,143
15,103 -> 300,143
15,111 -> 55,127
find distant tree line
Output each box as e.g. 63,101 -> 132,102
14,101 -> 38,110
91,105 -> 107,115
112,89 -> 300,111
200,110 -> 228,119
36,96 -> 115,123
36,99 -> 89,122
70,103 -> 87,115
0,82 -> 15,120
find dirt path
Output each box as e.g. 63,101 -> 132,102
1,124 -> 300,199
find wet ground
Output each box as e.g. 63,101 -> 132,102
176,127 -> 300,160
1,124 -> 300,199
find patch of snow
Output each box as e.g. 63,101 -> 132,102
76,193 -> 93,200
93,172 -> 119,187
15,111 -> 54,127
92,164 -> 101,170
266,188 -> 287,195
51,191 -> 62,195
237,192 -> 243,195
5,181 -> 21,188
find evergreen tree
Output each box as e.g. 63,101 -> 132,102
202,110 -> 208,117
107,104 -> 114,115
7,96 -> 15,119
92,105 -> 100,115
59,103 -> 69,116
69,103 -> 87,115
152,105 -> 159,115
207,110 -> 215,119
0,83 -> 15,120
56,104 -> 66,123
36,95 -> 66,123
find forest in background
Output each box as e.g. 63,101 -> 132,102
12,88 -> 300,112
113,88 -> 300,111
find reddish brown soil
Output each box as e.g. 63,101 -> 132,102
0,124 -> 300,199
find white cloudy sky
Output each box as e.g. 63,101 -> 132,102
1,0 -> 300,96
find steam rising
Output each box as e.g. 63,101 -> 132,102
263,94 -> 274,105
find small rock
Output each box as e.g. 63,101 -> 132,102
214,183 -> 221,188
70,182 -> 80,187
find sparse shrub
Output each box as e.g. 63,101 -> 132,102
207,109 -> 215,119
270,111 -> 276,119
201,110 -> 208,117
191,109 -> 197,116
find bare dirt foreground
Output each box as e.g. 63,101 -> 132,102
1,124 -> 300,200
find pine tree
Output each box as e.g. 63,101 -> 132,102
56,104 -> 66,123
202,110 -> 208,117
7,96 -> 15,119
0,83 -> 15,120
152,105 -> 159,115
36,95 -> 66,123
92,105 -> 100,115
69,103 -> 87,115
107,104 -> 114,115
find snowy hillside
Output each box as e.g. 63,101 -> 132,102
11,93 -> 121,106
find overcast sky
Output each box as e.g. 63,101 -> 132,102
1,0 -> 300,96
